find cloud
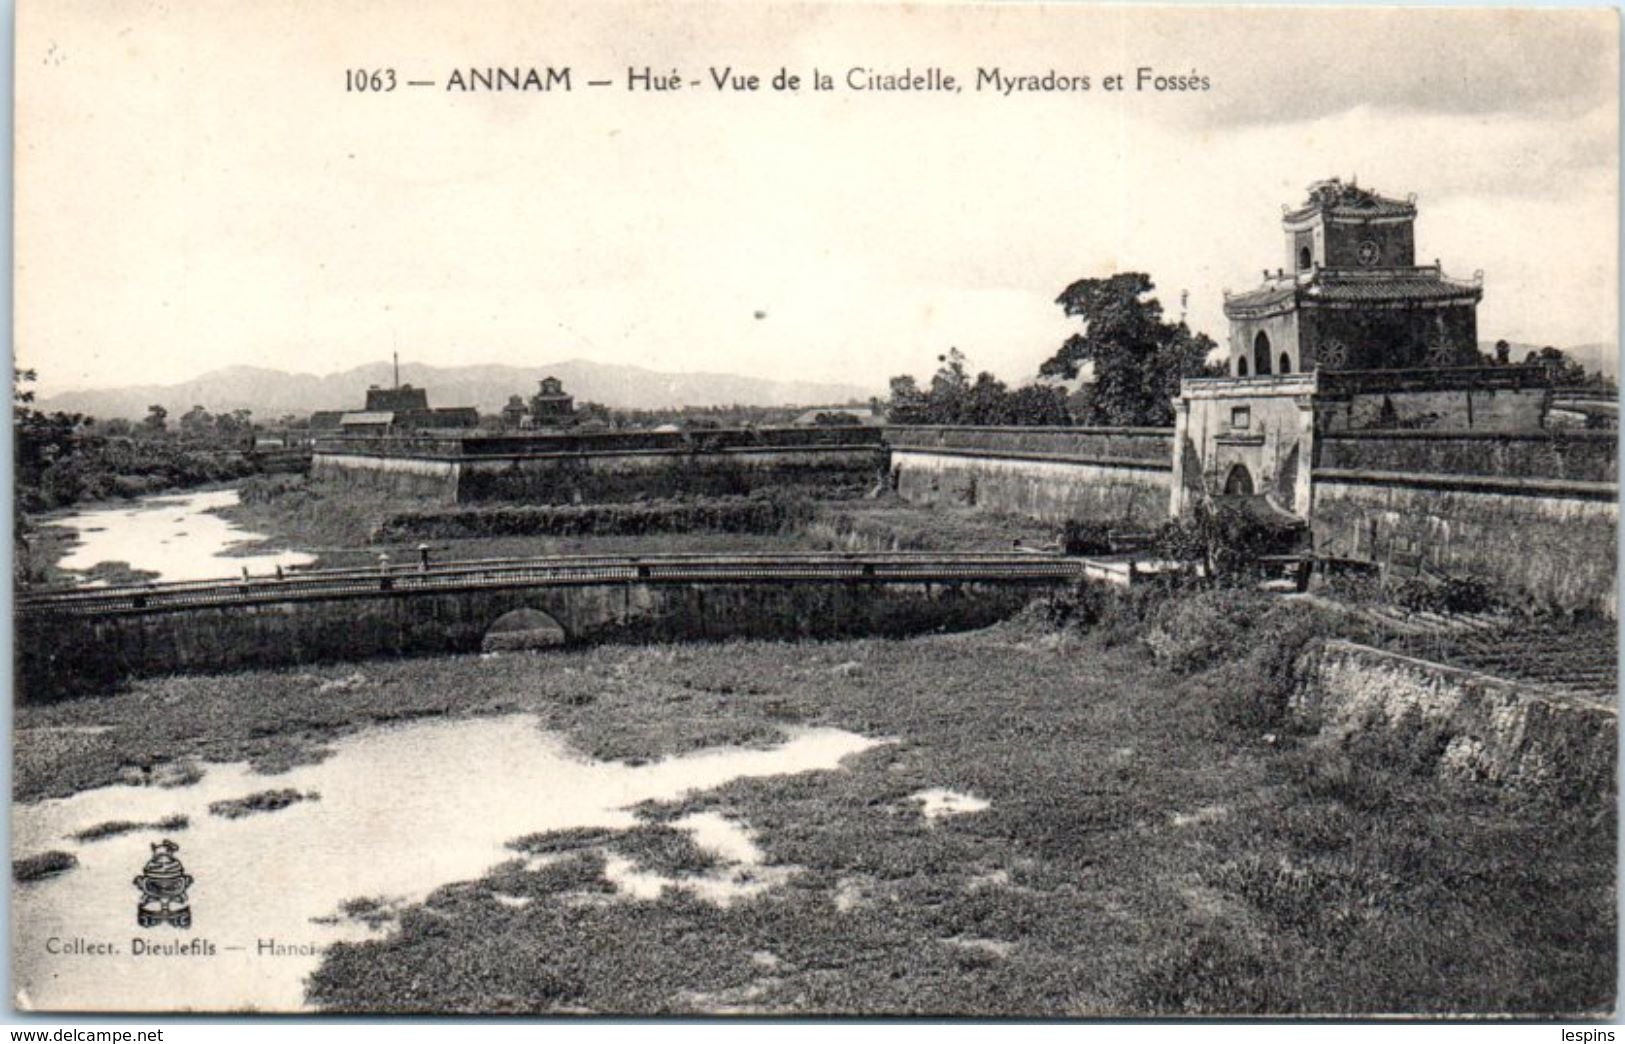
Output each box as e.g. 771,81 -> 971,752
1133,8 -> 1618,129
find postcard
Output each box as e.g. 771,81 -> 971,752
12,0 -> 1618,1017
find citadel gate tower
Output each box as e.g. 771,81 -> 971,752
1221,177 -> 1483,376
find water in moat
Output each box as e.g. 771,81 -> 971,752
46,488 -> 315,584
12,715 -> 880,1012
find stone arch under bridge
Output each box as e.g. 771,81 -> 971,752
481,607 -> 569,652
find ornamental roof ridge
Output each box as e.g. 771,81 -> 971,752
1282,176 -> 1417,222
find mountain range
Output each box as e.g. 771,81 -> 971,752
34,360 -> 880,420
35,342 -> 1617,421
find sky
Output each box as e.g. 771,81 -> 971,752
15,1 -> 1620,396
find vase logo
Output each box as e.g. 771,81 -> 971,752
132,840 -> 193,929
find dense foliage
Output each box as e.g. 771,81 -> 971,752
1040,273 -> 1224,426
885,349 -> 1071,426
1151,500 -> 1303,579
14,369 -> 267,513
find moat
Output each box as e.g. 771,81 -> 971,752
46,489 -> 316,584
13,714 -> 880,1011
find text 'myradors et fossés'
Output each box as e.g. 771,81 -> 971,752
344,65 -> 1213,95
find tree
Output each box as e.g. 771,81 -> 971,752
13,368 -> 92,513
179,405 -> 214,437
886,349 -> 1076,426
1040,273 -> 1221,427
925,349 -> 973,424
965,371 -> 1010,425
94,417 -> 135,438
14,368 -> 89,481
884,374 -> 930,425
1005,383 -> 1072,426
1525,346 -> 1590,385
214,408 -> 254,444
141,404 -> 169,435
1494,339 -> 1511,365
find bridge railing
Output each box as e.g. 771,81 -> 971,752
21,549 -> 1067,600
19,552 -> 1086,616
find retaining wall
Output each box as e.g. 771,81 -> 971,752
1311,474 -> 1616,614
1293,640 -> 1616,804
886,426 -> 1173,526
1316,430 -> 1616,482
309,427 -> 887,503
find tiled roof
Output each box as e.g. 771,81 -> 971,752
1222,284 -> 1298,313
1226,269 -> 1480,316
1284,197 -> 1415,222
1307,272 -> 1481,303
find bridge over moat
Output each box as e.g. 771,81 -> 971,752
16,552 -> 1088,702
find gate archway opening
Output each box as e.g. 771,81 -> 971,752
482,607 -> 568,653
1253,332 -> 1273,376
1223,464 -> 1256,496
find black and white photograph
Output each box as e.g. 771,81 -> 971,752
8,0 -> 1620,1021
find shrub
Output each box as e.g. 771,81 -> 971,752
1391,574 -> 1502,615
1154,501 -> 1304,580
1044,581 -> 1173,648
236,473 -> 308,505
1060,519 -> 1112,555
1044,580 -> 1114,629
1151,515 -> 1209,563
1144,589 -> 1269,674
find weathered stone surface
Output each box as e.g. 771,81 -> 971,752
16,579 -> 1045,703
891,450 -> 1170,527
1311,479 -> 1617,614
1292,640 -> 1616,803
1317,430 -> 1616,482
885,428 -> 1173,527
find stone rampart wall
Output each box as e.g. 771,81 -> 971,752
1293,640 -> 1616,804
1311,477 -> 1617,613
1315,430 -> 1616,482
889,451 -> 1170,527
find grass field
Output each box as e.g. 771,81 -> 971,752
14,599 -> 1614,1016
211,478 -> 1060,570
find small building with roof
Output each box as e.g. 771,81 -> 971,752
529,376 -> 576,427
1221,177 -> 1484,377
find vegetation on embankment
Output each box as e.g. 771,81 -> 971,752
374,493 -> 815,541
800,496 -> 1059,553
14,586 -> 1614,1016
211,477 -> 1062,569
17,425 -> 260,515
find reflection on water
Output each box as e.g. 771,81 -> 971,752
602,810 -> 796,907
12,715 -> 879,1012
910,788 -> 991,820
49,489 -> 315,584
